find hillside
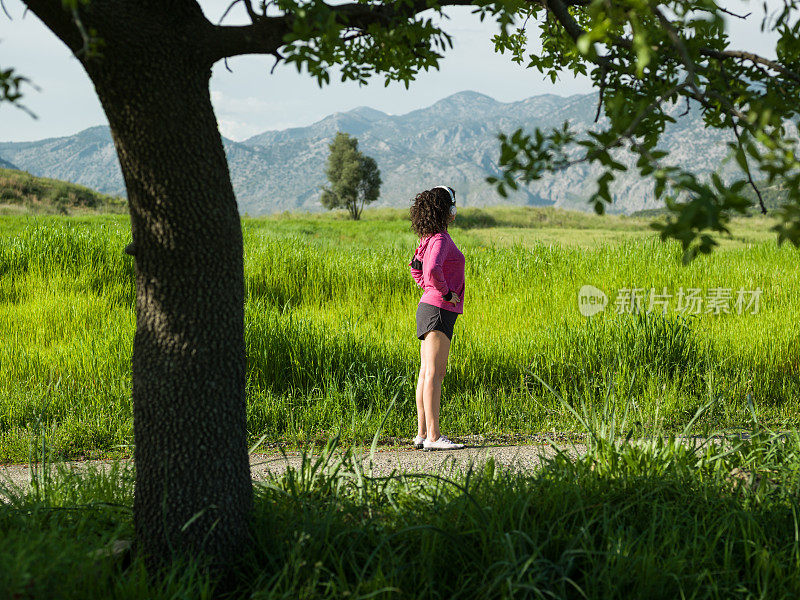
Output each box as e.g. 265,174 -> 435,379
0,168 -> 127,214
1,91 -> 795,216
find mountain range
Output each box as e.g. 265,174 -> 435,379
0,91 -> 767,215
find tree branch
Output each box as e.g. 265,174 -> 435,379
242,0 -> 259,22
218,0 -> 243,24
207,0 -> 474,63
652,6 -> 697,89
594,64 -> 607,123
208,16 -> 289,61
539,0 -> 584,42
537,0 -> 799,143
700,48 -> 800,85
20,0 -> 85,55
206,0 -> 598,65
538,0 -> 800,87
715,6 -> 751,19
732,118 -> 767,214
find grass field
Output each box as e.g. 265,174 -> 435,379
1,206 -> 799,462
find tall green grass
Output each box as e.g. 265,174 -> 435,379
1,209 -> 799,461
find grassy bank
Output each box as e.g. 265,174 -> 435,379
1,207 -> 799,461
0,168 -> 127,216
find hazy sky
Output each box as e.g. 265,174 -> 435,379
0,0 -> 781,142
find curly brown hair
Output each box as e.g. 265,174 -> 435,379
409,187 -> 454,238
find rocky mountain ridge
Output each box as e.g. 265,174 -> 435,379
0,91 -> 759,215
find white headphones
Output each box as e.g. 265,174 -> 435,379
433,185 -> 457,216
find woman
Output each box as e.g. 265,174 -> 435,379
408,186 -> 466,451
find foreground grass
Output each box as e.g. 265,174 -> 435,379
1,208 -> 799,461
3,401 -> 800,599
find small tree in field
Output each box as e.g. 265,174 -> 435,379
321,132 -> 381,220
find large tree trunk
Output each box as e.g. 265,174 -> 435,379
22,0 -> 253,572
114,63 -> 253,574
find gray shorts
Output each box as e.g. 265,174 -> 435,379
416,302 -> 458,341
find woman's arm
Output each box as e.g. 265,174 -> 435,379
423,235 -> 450,297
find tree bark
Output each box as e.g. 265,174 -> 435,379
22,0 -> 253,573
118,61 -> 253,575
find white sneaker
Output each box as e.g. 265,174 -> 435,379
423,435 -> 465,451
413,435 -> 426,449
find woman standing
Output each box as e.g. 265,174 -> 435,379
408,186 -> 466,451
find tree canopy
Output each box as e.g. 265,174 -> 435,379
482,0 -> 800,261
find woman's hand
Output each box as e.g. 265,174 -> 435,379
447,292 -> 460,305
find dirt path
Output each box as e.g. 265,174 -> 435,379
0,442 -> 587,494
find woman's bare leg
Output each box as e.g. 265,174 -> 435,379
421,330 -> 451,442
415,342 -> 427,438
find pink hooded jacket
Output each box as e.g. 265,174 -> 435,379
409,231 -> 465,314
